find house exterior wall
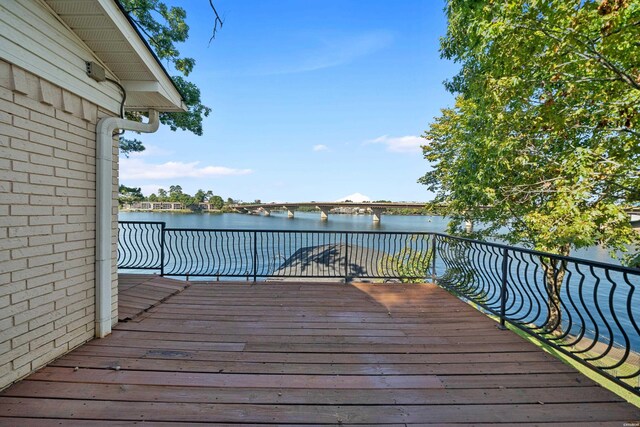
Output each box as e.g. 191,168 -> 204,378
0,59 -> 119,389
0,0 -> 122,113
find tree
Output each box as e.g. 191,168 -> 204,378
382,239 -> 433,283
193,189 -> 207,203
156,188 -> 168,200
209,195 -> 224,209
421,0 -> 639,330
118,185 -> 144,206
178,193 -> 194,208
168,185 -> 183,201
117,0 -> 213,155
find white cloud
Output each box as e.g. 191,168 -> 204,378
312,144 -> 329,152
125,144 -> 173,158
367,135 -> 424,154
336,193 -> 371,203
120,158 -> 253,180
256,30 -> 394,75
136,184 -> 165,197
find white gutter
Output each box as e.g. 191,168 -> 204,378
95,110 -> 159,338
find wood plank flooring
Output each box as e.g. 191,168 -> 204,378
117,274 -> 190,321
0,274 -> 638,425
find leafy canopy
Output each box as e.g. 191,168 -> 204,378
421,0 -> 639,260
118,185 -> 144,206
118,0 -> 212,154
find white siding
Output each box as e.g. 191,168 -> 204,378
0,0 -> 122,115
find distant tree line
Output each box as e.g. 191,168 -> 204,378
118,184 -> 236,211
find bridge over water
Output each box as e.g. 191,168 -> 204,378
231,202 -> 428,223
233,202 -> 640,228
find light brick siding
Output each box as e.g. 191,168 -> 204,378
0,60 -> 119,389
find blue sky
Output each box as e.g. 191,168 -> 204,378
119,0 -> 457,203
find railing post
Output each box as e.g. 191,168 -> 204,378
498,247 -> 508,330
431,234 -> 437,283
160,222 -> 165,277
344,232 -> 350,283
252,231 -> 258,282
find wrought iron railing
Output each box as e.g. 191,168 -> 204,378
118,221 -> 433,281
117,221 -> 639,396
434,234 -> 640,396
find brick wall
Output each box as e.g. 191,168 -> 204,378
0,60 -> 119,389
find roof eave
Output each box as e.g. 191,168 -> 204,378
107,0 -> 187,112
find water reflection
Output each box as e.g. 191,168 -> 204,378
118,211 -> 620,265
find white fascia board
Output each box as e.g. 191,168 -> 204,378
122,81 -> 187,112
97,0 -> 186,112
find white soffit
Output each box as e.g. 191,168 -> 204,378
45,0 -> 186,112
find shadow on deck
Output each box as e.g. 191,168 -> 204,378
0,273 -> 638,424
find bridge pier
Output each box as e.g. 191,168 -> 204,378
261,207 -> 271,217
283,206 -> 297,218
371,208 -> 383,223
319,207 -> 330,221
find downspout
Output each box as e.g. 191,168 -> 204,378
95,110 -> 159,338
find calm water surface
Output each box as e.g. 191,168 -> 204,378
119,211 -> 618,264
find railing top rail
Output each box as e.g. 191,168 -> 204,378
161,227 -> 434,236
119,221 -> 166,225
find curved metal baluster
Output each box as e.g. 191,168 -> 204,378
555,266 -> 577,344
597,269 -> 629,370
488,245 -> 503,309
222,231 -> 232,276
466,242 -> 482,299
178,231 -> 190,276
212,230 -> 222,277
506,251 -> 527,322
577,266 -> 604,356
579,268 -> 612,362
476,243 -> 494,303
142,223 -> 153,267
572,263 -> 600,355
164,231 -> 175,275
203,230 -> 215,276
526,254 -> 548,333
195,230 -> 204,275
551,264 -> 574,342
477,243 -> 495,304
142,224 -> 151,268
618,273 -> 640,383
117,223 -> 128,267
132,224 -> 144,268
184,230 -> 195,275
563,264 -> 588,348
241,230 -> 248,276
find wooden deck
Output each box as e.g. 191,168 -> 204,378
117,274 -> 190,321
0,274 -> 638,425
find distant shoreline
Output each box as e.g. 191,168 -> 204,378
118,208 -> 430,216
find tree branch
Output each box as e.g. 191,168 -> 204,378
208,0 -> 224,44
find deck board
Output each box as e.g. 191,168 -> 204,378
0,274 -> 638,425
116,274 -> 189,321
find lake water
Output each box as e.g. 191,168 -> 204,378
118,210 -> 618,264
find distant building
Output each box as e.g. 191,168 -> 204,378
125,202 -> 184,211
